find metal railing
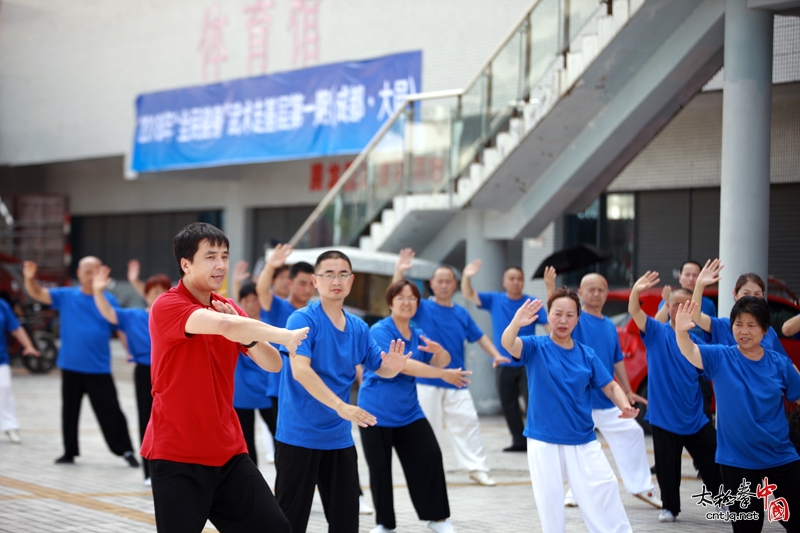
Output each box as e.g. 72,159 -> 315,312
289,0 -> 608,248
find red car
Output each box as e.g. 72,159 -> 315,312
604,287 -> 800,433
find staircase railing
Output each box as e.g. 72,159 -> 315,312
289,0 -> 609,248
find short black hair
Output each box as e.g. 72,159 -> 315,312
734,273 -> 765,295
173,222 -> 229,278
315,250 -> 352,271
504,266 -> 524,276
272,264 -> 290,282
290,261 -> 314,279
385,279 -> 421,308
239,282 -> 258,301
432,265 -> 456,279
729,296 -> 770,334
680,261 -> 702,274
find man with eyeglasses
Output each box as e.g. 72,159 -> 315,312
275,250 -> 412,533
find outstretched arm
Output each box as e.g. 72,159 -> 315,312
629,271 -> 660,333
374,339 -> 412,379
675,300 -> 703,369
460,260 -> 482,306
543,266 -> 557,305
256,243 -> 293,312
477,336 -> 511,368
783,314 -> 800,337
92,266 -> 119,325
601,381 -> 639,418
392,248 -> 414,282
211,300 -> 282,371
10,327 -> 40,357
127,260 -> 146,298
613,360 -> 647,405
500,299 -> 543,359
654,285 -> 671,323
417,335 -> 451,368
692,259 -> 722,333
402,360 -> 471,388
22,261 -> 52,305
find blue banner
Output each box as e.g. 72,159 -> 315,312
131,51 -> 421,173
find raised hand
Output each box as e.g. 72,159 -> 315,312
417,335 -> 443,354
463,259 -> 482,279
282,327 -> 309,356
696,258 -> 724,288
632,271 -> 660,294
268,243 -> 294,268
441,368 -> 472,388
661,285 -> 672,303
381,339 -> 412,373
511,299 -> 543,328
543,265 -> 557,290
233,260 -> 251,283
93,265 -> 112,293
617,405 -> 640,419
22,261 -> 38,280
335,404 -> 377,428
396,248 -> 415,274
127,260 -> 141,283
674,300 -> 698,332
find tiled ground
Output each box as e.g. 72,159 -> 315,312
0,342 -> 783,532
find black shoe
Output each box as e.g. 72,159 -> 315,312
55,455 -> 75,464
123,451 -> 140,467
503,443 -> 527,452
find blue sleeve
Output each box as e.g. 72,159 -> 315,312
782,356 -> 800,402
369,323 -> 393,352
767,328 -> 789,357
48,287 -> 68,310
0,300 -> 20,333
464,311 -> 484,343
105,291 -> 121,308
640,316 -> 662,347
361,326 -> 384,372
611,333 -> 624,364
283,312 -> 313,358
702,297 -> 717,318
588,349 -> 613,390
519,335 -> 538,364
477,292 -> 494,310
698,344 -> 725,379
115,308 -> 133,330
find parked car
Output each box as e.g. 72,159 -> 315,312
604,287 -> 800,433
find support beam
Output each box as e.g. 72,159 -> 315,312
718,0 -> 773,315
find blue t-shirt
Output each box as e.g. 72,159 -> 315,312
359,317 -> 432,427
0,299 -> 21,365
518,335 -> 612,445
572,313 -> 624,410
706,316 -> 788,357
640,316 -> 708,435
277,301 -> 383,449
233,352 -> 273,409
699,344 -> 800,469
412,299 -> 484,388
50,287 -> 119,374
115,308 -> 151,365
260,297 -> 297,398
478,291 -> 548,367
659,296 -> 716,336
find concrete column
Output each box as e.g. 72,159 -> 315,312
462,211 -> 505,415
223,182 -> 248,298
718,0 -> 772,315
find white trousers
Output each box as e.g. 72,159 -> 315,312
592,406 -> 654,494
0,364 -> 19,432
528,438 -> 632,533
416,384 -> 489,472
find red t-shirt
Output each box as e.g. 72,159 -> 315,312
141,280 -> 249,466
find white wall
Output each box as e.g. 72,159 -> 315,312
0,0 -> 533,166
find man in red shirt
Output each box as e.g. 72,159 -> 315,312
142,222 -> 308,532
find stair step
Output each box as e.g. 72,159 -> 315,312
359,235 -> 373,251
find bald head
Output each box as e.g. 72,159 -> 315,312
78,256 -> 101,269
578,272 -> 608,314
77,256 -> 102,292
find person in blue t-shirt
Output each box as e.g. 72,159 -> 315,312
93,265 -> 171,483
676,297 -> 800,532
655,260 -> 717,326
0,296 -> 40,444
543,267 -> 661,510
629,271 -> 722,523
461,260 -> 549,453
274,250 -> 412,533
691,260 -> 789,357
501,288 -> 636,533
361,280 -> 471,533
393,249 -> 508,487
24,257 -> 139,467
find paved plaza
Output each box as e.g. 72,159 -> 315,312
0,343 -> 782,532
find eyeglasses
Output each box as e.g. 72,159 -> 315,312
395,297 -> 419,303
316,272 -> 353,282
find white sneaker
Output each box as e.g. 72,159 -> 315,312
428,519 -> 456,533
143,477 -> 152,486
266,454 -> 275,464
564,488 -> 578,507
359,495 -> 374,515
469,471 -> 497,486
634,489 -> 662,508
658,509 -> 676,522
6,429 -> 21,444
369,526 -> 395,533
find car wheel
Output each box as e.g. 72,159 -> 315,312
634,378 -> 652,435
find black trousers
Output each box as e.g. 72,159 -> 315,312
268,395 -> 279,431
150,453 -> 289,533
497,365 -> 528,447
360,418 -> 450,530
234,407 -> 277,467
720,460 -> 800,533
61,369 -> 134,458
134,363 -> 153,478
274,441 -> 360,533
652,422 -> 722,516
